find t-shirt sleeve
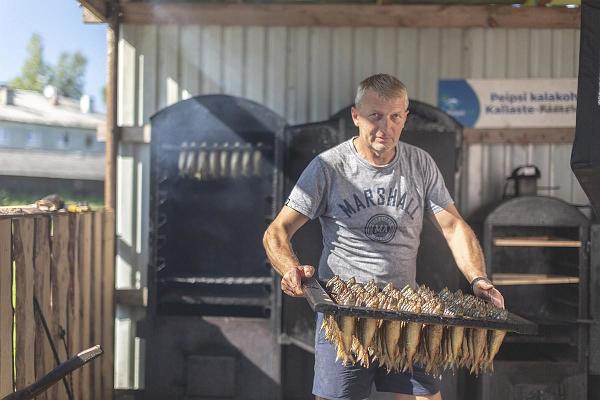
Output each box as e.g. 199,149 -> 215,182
422,152 -> 454,214
285,156 -> 328,220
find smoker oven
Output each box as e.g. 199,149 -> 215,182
480,196 -> 590,400
145,95 -> 285,400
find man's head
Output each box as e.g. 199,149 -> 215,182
351,74 -> 409,164
354,74 -> 409,108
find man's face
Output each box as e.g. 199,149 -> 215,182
351,90 -> 409,159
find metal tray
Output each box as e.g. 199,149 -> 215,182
302,278 -> 538,335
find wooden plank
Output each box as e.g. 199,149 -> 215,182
353,28 -> 375,93
118,24 -> 138,127
102,210 -> 115,400
494,236 -> 581,247
13,218 -> 35,391
223,27 -> 244,97
245,27 -> 266,105
484,28 -> 507,78
287,28 -> 309,124
158,24 -> 180,109
138,24 -> 158,125
78,0 -> 108,22
463,128 -> 576,144
33,217 -> 52,400
465,143 -> 483,216
507,28 -> 529,78
492,273 -> 579,286
180,26 -> 201,100
115,288 -> 148,307
440,28 -> 462,79
50,214 -> 70,400
68,213 -> 81,400
417,28 -> 440,105
201,26 -> 223,95
464,27 -> 485,79
551,144 -> 574,203
266,27 -> 287,117
375,28 -> 396,76
0,219 -> 12,397
121,4 -> 580,29
92,213 -> 104,400
330,27 -> 353,116
309,27 -> 331,121
395,28 -> 418,100
79,213 -> 93,400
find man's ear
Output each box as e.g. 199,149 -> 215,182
351,106 -> 359,127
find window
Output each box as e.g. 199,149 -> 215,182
25,131 -> 41,148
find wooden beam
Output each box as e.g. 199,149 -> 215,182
463,127 -> 575,144
105,11 -> 119,210
79,0 -> 108,22
0,220 -> 13,397
115,288 -> 148,307
121,3 -> 580,28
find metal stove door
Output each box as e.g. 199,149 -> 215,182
278,121 -> 343,352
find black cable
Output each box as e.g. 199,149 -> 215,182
33,297 -> 74,400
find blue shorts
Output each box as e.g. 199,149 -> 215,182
313,313 -> 440,400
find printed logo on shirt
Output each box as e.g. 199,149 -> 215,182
336,181 -> 420,220
364,214 -> 397,243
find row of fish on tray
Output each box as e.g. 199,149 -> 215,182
321,276 -> 509,376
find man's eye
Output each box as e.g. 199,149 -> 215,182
369,113 -> 381,119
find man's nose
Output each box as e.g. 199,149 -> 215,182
377,117 -> 390,133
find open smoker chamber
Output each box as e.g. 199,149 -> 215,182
302,277 -> 538,335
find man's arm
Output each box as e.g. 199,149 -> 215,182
263,206 -> 315,297
429,204 -> 505,308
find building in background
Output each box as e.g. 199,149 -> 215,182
0,85 -> 105,202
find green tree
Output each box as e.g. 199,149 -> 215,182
10,33 -> 47,92
48,51 -> 88,99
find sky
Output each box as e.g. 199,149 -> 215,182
0,0 -> 107,112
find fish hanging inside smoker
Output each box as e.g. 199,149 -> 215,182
177,141 -> 265,181
321,276 -> 509,376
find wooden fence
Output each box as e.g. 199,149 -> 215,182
0,210 -> 115,400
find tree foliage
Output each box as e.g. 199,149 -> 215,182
48,51 -> 87,99
10,33 -> 88,99
10,33 -> 47,92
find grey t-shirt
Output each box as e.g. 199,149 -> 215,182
285,138 -> 453,289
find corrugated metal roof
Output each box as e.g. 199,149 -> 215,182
0,89 -> 105,130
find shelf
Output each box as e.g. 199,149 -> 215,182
493,236 -> 581,248
492,273 -> 579,286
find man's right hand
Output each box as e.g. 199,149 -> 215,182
281,265 -> 315,297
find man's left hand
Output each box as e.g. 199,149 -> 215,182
473,279 -> 505,309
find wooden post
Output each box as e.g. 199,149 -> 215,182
68,214 -> 81,399
105,4 -> 120,210
92,212 -> 104,400
102,210 -> 115,400
0,219 -> 13,397
80,213 -> 93,400
50,214 -> 70,400
33,217 -> 53,400
13,218 -> 35,391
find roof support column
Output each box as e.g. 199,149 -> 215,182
105,1 -> 120,210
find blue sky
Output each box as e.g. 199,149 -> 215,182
0,0 -> 107,112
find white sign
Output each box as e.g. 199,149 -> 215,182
438,79 -> 577,128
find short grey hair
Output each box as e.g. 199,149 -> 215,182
355,74 -> 409,107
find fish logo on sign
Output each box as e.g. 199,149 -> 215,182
438,80 -> 480,128
364,214 -> 397,243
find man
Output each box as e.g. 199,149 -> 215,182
263,74 -> 504,400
